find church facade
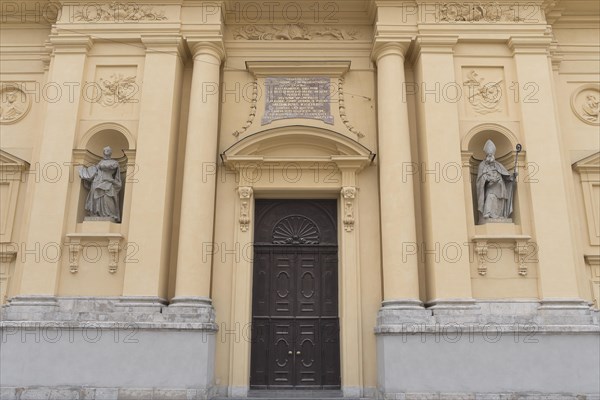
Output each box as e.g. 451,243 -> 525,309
1,1 -> 599,399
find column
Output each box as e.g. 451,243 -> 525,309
121,36 -> 185,303
171,40 -> 224,306
413,37 -> 474,307
509,37 -> 586,308
372,42 -> 428,320
17,35 -> 92,297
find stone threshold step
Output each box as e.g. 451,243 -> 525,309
248,390 -> 343,398
214,398 -> 368,400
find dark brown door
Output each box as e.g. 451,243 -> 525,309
250,200 -> 340,390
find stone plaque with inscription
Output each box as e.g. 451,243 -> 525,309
262,77 -> 334,125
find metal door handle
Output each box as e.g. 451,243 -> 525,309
288,351 -> 292,355
296,351 -> 301,355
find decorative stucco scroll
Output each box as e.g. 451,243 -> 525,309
233,24 -> 360,40
74,3 -> 167,22
338,78 -> 364,138
233,79 -> 258,137
439,3 -> 524,22
341,187 -> 357,233
238,187 -> 253,232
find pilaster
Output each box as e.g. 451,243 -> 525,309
373,39 -> 430,323
122,36 -> 185,300
413,35 -> 475,305
172,37 -> 225,302
508,36 -> 584,303
17,35 -> 92,296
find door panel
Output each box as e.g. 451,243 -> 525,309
250,200 -> 340,389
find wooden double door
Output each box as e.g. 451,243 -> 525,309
250,200 -> 341,390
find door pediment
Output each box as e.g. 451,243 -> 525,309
222,125 -> 375,163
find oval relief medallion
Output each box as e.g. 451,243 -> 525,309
571,84 -> 600,126
0,84 -> 31,124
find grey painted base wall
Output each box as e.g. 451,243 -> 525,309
1,327 -> 216,390
376,300 -> 600,399
0,296 -> 218,399
377,331 -> 599,396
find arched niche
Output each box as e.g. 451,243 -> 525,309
462,125 -> 523,225
79,122 -> 136,156
74,124 -> 136,224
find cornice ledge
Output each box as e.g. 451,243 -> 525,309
141,35 -> 186,56
585,254 -> 600,266
184,36 -> 225,61
245,61 -> 351,77
48,34 -> 93,53
508,35 -> 553,55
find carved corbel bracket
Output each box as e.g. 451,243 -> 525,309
341,187 -> 357,232
472,234 -> 532,277
108,239 -> 120,274
238,186 -> 254,232
475,240 -> 488,276
66,232 -> 124,274
69,240 -> 82,274
514,239 -> 529,276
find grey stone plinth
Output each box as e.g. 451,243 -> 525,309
0,387 -> 214,400
84,216 -> 117,222
377,299 -> 434,326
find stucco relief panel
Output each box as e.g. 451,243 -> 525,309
462,67 -> 507,119
87,66 -> 139,118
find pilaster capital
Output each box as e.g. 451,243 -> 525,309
185,38 -> 225,63
48,34 -> 93,54
371,41 -> 411,64
508,36 -> 552,55
409,35 -> 458,63
141,35 -> 186,58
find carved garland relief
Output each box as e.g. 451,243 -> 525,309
439,3 -> 525,22
74,3 -> 167,22
232,24 -> 362,41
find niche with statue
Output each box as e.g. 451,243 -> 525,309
466,130 -> 522,226
76,129 -> 129,223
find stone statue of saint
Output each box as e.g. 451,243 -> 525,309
79,146 -> 122,222
476,140 -> 517,224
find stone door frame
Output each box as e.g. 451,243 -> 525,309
222,126 -> 373,397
